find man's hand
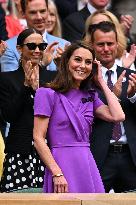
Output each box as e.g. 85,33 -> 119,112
113,70 -> 126,98
122,44 -> 136,69
127,73 -> 136,98
120,14 -> 134,35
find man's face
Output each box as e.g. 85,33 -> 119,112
23,0 -> 48,34
89,0 -> 109,9
92,30 -> 118,69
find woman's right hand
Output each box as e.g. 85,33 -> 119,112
92,60 -> 105,88
53,175 -> 68,193
23,60 -> 39,90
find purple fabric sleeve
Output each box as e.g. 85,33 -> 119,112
93,92 -> 104,111
34,87 -> 55,117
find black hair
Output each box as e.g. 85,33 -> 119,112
17,28 -> 42,46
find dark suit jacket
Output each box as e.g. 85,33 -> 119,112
54,0 -> 77,22
0,65 -> 57,154
91,67 -> 136,170
0,4 -> 8,41
62,6 -> 90,42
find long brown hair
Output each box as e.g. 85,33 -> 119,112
46,41 -> 95,93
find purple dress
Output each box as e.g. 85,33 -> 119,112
34,87 -> 105,193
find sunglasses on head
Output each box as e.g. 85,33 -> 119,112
88,21 -> 115,33
22,42 -> 48,51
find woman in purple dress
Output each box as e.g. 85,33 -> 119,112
33,41 -> 125,193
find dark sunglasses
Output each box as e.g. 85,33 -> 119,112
22,42 -> 48,51
88,21 -> 115,33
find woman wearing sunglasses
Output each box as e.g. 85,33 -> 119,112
0,28 -> 57,192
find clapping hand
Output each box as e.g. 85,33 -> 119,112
42,41 -> 59,66
24,60 -> 39,90
113,70 -> 126,98
120,14 -> 134,35
122,44 -> 136,69
54,43 -> 70,67
127,72 -> 136,98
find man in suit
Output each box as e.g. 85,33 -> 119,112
90,21 -> 136,193
110,0 -> 134,52
0,0 -> 69,72
62,0 -> 110,42
54,0 -> 88,22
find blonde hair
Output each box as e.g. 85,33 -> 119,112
84,10 -> 127,58
47,0 -> 62,37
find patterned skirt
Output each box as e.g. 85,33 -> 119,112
0,149 -> 45,193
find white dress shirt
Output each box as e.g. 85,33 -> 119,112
87,2 -> 110,14
87,2 -> 97,14
42,30 -> 48,43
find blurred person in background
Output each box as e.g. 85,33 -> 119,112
110,0 -> 134,50
45,0 -> 62,38
0,0 -> 24,38
0,3 -> 8,40
54,0 -> 88,22
62,0 -> 110,42
11,0 -> 27,30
